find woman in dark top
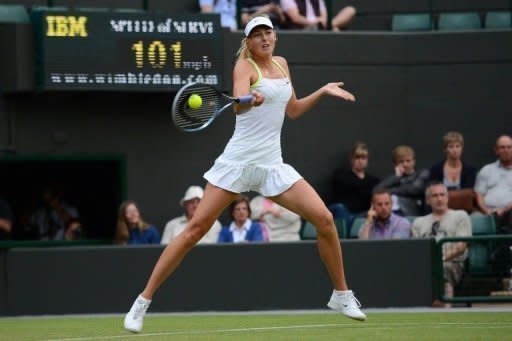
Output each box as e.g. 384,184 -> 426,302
329,142 -> 380,227
429,132 -> 477,212
429,131 -> 476,190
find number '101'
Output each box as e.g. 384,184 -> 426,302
131,40 -> 182,68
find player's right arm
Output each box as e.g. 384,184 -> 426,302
233,59 -> 264,114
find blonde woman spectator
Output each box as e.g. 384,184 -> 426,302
429,131 -> 477,212
115,200 -> 160,245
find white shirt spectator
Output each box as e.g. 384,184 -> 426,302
229,219 -> 251,243
161,215 -> 221,244
474,161 -> 512,208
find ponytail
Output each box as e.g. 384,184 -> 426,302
236,37 -> 251,60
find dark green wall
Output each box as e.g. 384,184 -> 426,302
1,29 -> 511,237
0,239 -> 434,315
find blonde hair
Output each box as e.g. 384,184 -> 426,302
114,200 -> 150,244
392,145 -> 415,164
236,37 -> 251,60
443,131 -> 464,148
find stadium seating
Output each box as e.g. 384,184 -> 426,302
405,216 -> 417,224
349,217 -> 366,238
300,219 -> 347,240
467,215 -> 496,274
300,221 -> 316,240
391,13 -> 433,31
438,12 -> 481,31
0,5 -> 30,23
485,11 -> 512,29
470,214 -> 496,235
335,219 -> 347,239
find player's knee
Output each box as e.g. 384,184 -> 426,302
315,210 -> 335,234
183,221 -> 209,245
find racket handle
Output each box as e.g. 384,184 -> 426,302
236,95 -> 254,105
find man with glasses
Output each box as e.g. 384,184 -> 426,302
411,182 -> 472,307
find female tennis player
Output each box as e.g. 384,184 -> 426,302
124,15 -> 366,333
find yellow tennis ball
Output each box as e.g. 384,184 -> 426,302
188,94 -> 202,109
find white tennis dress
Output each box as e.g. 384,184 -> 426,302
204,58 -> 303,196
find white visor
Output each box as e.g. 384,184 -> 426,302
244,16 -> 273,37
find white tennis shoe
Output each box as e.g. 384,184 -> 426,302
124,295 -> 151,333
327,290 -> 367,321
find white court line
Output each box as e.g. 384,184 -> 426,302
41,322 -> 512,341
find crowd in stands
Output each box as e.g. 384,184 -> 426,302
0,130 -> 510,306
1,132 -> 509,245
200,0 -> 357,31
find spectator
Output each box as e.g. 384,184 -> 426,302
0,195 -> 13,240
250,195 -> 301,241
358,189 -> 411,240
30,187 -> 79,240
161,186 -> 221,245
240,0 -> 286,29
329,142 -> 380,228
281,0 -> 356,30
114,200 -> 160,245
429,131 -> 477,213
376,145 -> 429,216
281,0 -> 328,30
64,218 -> 85,241
331,4 -> 357,31
411,182 -> 472,307
474,134 -> 512,233
199,0 -> 238,31
218,196 -> 264,243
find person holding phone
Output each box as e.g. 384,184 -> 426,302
358,188 -> 411,240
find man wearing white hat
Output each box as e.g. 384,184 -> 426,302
161,186 -> 221,244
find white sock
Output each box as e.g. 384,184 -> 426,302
138,294 -> 152,303
334,289 -> 351,296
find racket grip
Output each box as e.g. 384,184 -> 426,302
237,95 -> 254,105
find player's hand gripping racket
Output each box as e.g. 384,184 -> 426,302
172,82 -> 253,132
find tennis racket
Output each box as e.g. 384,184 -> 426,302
171,82 -> 254,132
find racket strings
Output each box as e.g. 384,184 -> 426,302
174,85 -> 221,130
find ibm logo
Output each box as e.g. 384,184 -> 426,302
46,16 -> 88,37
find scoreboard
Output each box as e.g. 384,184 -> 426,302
31,9 -> 224,91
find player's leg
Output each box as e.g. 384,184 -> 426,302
141,183 -> 238,299
124,183 -> 239,332
270,179 -> 366,321
270,179 -> 346,289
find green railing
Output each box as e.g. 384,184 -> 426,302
435,235 -> 512,303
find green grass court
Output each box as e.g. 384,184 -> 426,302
1,311 -> 512,340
